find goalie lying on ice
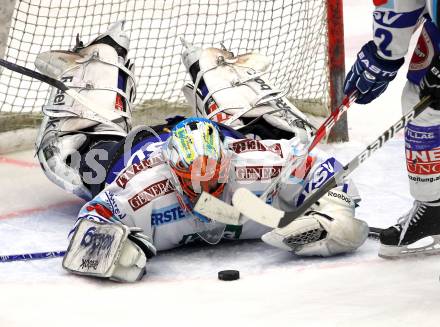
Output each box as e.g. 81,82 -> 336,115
62,117 -> 368,282
35,23 -> 368,282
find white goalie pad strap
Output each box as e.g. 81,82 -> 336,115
67,90 -> 129,135
41,103 -> 127,137
219,106 -> 254,125
74,50 -> 136,100
42,105 -> 82,118
63,219 -> 130,278
76,50 -> 134,79
65,84 -> 132,119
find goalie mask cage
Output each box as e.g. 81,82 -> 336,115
0,0 -> 347,142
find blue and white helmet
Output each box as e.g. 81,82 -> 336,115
165,117 -> 231,205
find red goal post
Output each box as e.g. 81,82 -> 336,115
327,0 -> 347,142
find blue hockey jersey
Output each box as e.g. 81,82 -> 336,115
373,0 -> 440,84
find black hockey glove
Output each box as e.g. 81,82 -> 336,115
344,41 -> 404,104
420,55 -> 440,110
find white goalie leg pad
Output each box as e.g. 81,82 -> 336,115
181,44 -> 314,143
37,132 -> 92,199
35,23 -> 136,199
35,43 -> 133,135
199,48 -> 314,140
63,219 -> 149,282
262,190 -> 369,256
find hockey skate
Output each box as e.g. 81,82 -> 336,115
379,200 -> 440,258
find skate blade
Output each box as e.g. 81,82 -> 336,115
379,235 -> 440,259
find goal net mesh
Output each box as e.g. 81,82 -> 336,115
0,0 -> 330,121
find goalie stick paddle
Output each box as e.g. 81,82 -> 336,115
233,95 -> 433,229
259,90 -> 358,201
0,58 -> 123,124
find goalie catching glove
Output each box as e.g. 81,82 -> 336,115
63,219 -> 156,282
262,189 -> 369,256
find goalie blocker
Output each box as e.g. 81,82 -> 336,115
63,219 -> 156,282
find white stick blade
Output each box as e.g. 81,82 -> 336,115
194,192 -> 241,225
232,188 -> 284,228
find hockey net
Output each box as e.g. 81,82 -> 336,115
0,0 -> 345,139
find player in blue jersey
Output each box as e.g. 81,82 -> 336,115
344,0 -> 440,258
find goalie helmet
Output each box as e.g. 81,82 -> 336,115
165,117 -> 231,206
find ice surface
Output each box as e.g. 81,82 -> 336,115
2,1 -> 440,326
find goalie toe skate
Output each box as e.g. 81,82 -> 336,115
379,200 -> 440,259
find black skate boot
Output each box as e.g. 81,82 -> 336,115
379,200 -> 440,258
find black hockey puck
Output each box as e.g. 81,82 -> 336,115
218,270 -> 240,281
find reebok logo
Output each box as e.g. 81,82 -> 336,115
328,190 -> 352,205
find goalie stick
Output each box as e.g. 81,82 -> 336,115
0,58 -> 126,133
232,95 -> 433,229
194,91 -> 358,225
259,90 -> 359,201
0,250 -> 66,263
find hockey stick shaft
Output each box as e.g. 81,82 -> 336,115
195,92 -> 358,224
0,58 -> 68,91
309,91 -> 358,150
259,91 -> 358,200
277,95 -> 433,228
0,250 -> 66,263
0,58 -> 122,122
